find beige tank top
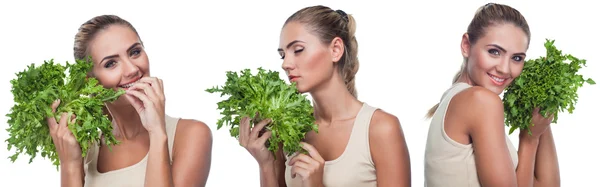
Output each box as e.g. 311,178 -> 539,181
424,82 -> 519,187
82,115 -> 180,187
284,102 -> 379,187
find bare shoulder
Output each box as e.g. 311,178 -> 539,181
176,119 -> 213,141
369,109 -> 405,141
450,86 -> 504,132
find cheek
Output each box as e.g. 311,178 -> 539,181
303,50 -> 332,82
92,68 -> 121,88
469,51 -> 495,74
511,63 -> 524,78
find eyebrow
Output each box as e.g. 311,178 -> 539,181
100,42 -> 142,64
487,44 -> 526,56
277,40 -> 303,52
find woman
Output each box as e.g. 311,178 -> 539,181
238,5 -> 411,187
424,3 -> 560,187
47,15 -> 212,187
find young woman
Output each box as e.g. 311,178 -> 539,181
238,5 -> 411,187
424,3 -> 560,187
46,15 -> 212,187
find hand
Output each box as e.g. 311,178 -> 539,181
288,142 -> 325,187
522,107 -> 553,140
239,116 -> 274,166
125,77 -> 166,135
47,99 -> 82,166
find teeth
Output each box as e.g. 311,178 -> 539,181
489,74 -> 506,82
120,79 -> 140,88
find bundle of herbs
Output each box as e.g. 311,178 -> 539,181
206,68 -> 318,157
6,58 -> 124,168
503,39 -> 595,134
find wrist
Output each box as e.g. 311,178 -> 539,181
259,161 -> 275,172
61,161 -> 83,175
149,131 -> 168,144
519,132 -> 540,146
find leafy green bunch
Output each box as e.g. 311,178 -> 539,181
206,68 -> 318,157
503,39 -> 595,134
6,58 -> 125,169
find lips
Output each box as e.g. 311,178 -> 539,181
288,75 -> 299,82
118,75 -> 143,89
487,73 -> 509,86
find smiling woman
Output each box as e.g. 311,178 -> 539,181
424,3 -> 560,187
45,15 -> 213,187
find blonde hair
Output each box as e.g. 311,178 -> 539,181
73,15 -> 141,60
426,3 -> 531,118
284,5 -> 359,98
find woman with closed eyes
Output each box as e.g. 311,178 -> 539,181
238,5 -> 411,187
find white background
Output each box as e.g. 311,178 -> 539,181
1,0 -> 598,186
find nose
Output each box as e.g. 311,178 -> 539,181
122,59 -> 140,78
496,57 -> 511,75
281,56 -> 294,72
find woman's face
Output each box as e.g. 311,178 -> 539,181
278,21 -> 343,93
88,24 -> 149,105
462,23 -> 529,95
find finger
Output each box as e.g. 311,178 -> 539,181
256,130 -> 272,147
139,77 -> 163,100
126,89 -> 152,109
51,99 -> 60,113
46,100 -> 61,128
158,79 -> 164,93
288,153 -> 315,166
125,93 -> 145,113
291,166 -> 309,180
250,118 -> 272,141
239,116 -> 250,147
129,82 -> 158,103
300,142 -> 324,163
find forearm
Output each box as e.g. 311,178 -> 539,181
516,133 -> 540,187
60,162 -> 84,187
259,162 -> 280,187
145,133 -> 174,187
533,127 -> 560,187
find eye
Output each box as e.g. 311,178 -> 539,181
279,51 -> 285,60
104,60 -> 117,68
130,48 -> 141,57
294,48 -> 304,54
488,49 -> 500,56
512,55 -> 524,62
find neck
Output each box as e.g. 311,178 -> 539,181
105,103 -> 144,140
457,71 -> 475,86
309,75 -> 361,125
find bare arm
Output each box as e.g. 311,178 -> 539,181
145,130 -> 174,187
369,110 -> 411,187
60,161 -> 84,187
169,119 -> 213,187
533,127 -> 560,187
461,88 -> 518,186
259,143 -> 287,187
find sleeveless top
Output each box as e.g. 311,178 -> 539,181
284,102 -> 379,187
83,115 -> 180,187
424,82 -> 519,187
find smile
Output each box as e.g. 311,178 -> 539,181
119,76 -> 143,88
487,73 -> 508,85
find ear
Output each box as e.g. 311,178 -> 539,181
461,33 -> 471,58
330,37 -> 344,63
